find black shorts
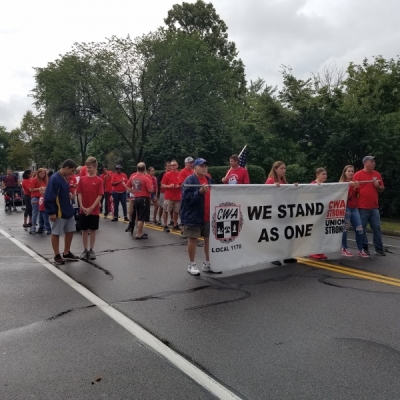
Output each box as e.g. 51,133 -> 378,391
80,214 -> 100,231
134,197 -> 150,222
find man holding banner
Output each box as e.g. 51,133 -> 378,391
180,158 -> 213,276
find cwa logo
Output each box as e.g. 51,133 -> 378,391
212,202 -> 244,244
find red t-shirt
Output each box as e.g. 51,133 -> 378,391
77,175 -> 104,215
127,173 -> 153,197
178,168 -> 193,184
198,176 -> 210,222
353,170 -> 384,209
69,175 -> 78,194
265,177 -> 285,184
39,195 -> 45,212
111,172 -> 128,192
225,167 -> 250,184
21,178 -> 31,195
101,171 -> 114,192
30,177 -> 46,198
150,175 -> 157,195
346,185 -> 359,208
161,170 -> 182,201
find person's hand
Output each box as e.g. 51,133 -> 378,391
69,192 -> 75,200
354,181 -> 360,188
86,207 -> 93,216
200,185 -> 209,194
274,182 -> 280,187
222,177 -> 227,183
373,178 -> 379,188
170,184 -> 175,188
49,214 -> 56,222
294,182 -> 299,187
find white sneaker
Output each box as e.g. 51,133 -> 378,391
187,262 -> 200,276
202,261 -> 211,272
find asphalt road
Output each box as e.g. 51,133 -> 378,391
1,200 -> 400,399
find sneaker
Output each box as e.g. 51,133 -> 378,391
357,250 -> 370,258
80,250 -> 89,260
169,220 -> 174,226
157,220 -> 162,226
63,251 -> 79,260
187,262 -> 200,276
172,225 -> 180,230
163,226 -> 170,233
309,254 -> 321,259
29,228 -> 36,235
271,261 -> 282,265
23,223 -> 29,228
111,218 -> 118,222
319,254 -> 328,259
104,214 -> 108,219
124,217 -> 129,222
54,254 -> 65,265
46,231 -> 52,235
375,249 -> 386,256
341,248 -> 353,257
283,258 -> 297,264
37,229 -> 44,234
88,249 -> 96,260
202,261 -> 211,272
363,248 -> 370,256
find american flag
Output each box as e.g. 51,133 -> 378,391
238,145 -> 247,168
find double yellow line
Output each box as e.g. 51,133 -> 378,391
297,257 -> 400,288
108,216 -> 399,287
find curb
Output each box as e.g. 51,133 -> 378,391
380,229 -> 400,238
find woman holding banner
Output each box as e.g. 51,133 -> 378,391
266,161 -> 297,265
339,166 -> 369,258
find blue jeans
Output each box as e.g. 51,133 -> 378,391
39,211 -> 51,232
358,208 -> 383,251
342,207 -> 363,251
112,191 -> 127,218
31,197 -> 40,229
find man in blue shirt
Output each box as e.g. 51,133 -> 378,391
45,159 -> 79,265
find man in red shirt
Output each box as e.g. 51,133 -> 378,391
161,159 -> 181,232
221,154 -> 250,184
100,167 -> 113,218
353,156 -> 385,256
111,165 -> 128,222
125,162 -> 154,239
178,157 -> 194,184
77,157 -> 104,260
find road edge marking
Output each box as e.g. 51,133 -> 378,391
0,228 -> 242,400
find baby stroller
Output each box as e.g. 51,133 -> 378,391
4,187 -> 23,215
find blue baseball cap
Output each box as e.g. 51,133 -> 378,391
193,158 -> 208,167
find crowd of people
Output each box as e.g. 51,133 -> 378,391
1,153 -> 386,276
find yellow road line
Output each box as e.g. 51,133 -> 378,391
297,257 -> 400,288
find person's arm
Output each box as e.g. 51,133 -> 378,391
146,178 -> 154,193
161,174 -> 170,189
243,169 -> 250,184
44,176 -> 58,220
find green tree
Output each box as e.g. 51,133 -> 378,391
0,126 -> 10,172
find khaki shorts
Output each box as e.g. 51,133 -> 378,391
159,193 -> 165,208
128,200 -> 135,216
164,199 -> 181,214
183,223 -> 210,239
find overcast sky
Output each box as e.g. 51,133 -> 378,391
1,0 -> 400,130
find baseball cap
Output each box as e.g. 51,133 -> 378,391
362,156 -> 375,164
193,158 -> 208,167
185,157 -> 194,163
115,164 -> 122,169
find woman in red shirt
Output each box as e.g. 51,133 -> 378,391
309,168 -> 328,259
148,167 -> 159,224
339,165 -> 369,258
21,169 -> 32,228
266,161 -> 297,266
29,168 -> 48,234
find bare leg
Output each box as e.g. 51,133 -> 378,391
137,221 -> 144,237
163,210 -> 168,226
82,230 -> 89,249
188,238 -> 197,262
64,232 -> 74,254
204,237 -> 210,262
173,211 -> 179,226
51,234 -> 60,255
152,200 -> 159,221
89,230 -> 96,249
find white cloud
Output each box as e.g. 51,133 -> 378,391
1,0 -> 400,129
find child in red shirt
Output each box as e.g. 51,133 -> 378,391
77,157 -> 104,260
38,187 -> 51,234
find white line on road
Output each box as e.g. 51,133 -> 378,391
0,229 -> 242,400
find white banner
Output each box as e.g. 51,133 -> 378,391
209,183 -> 349,272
